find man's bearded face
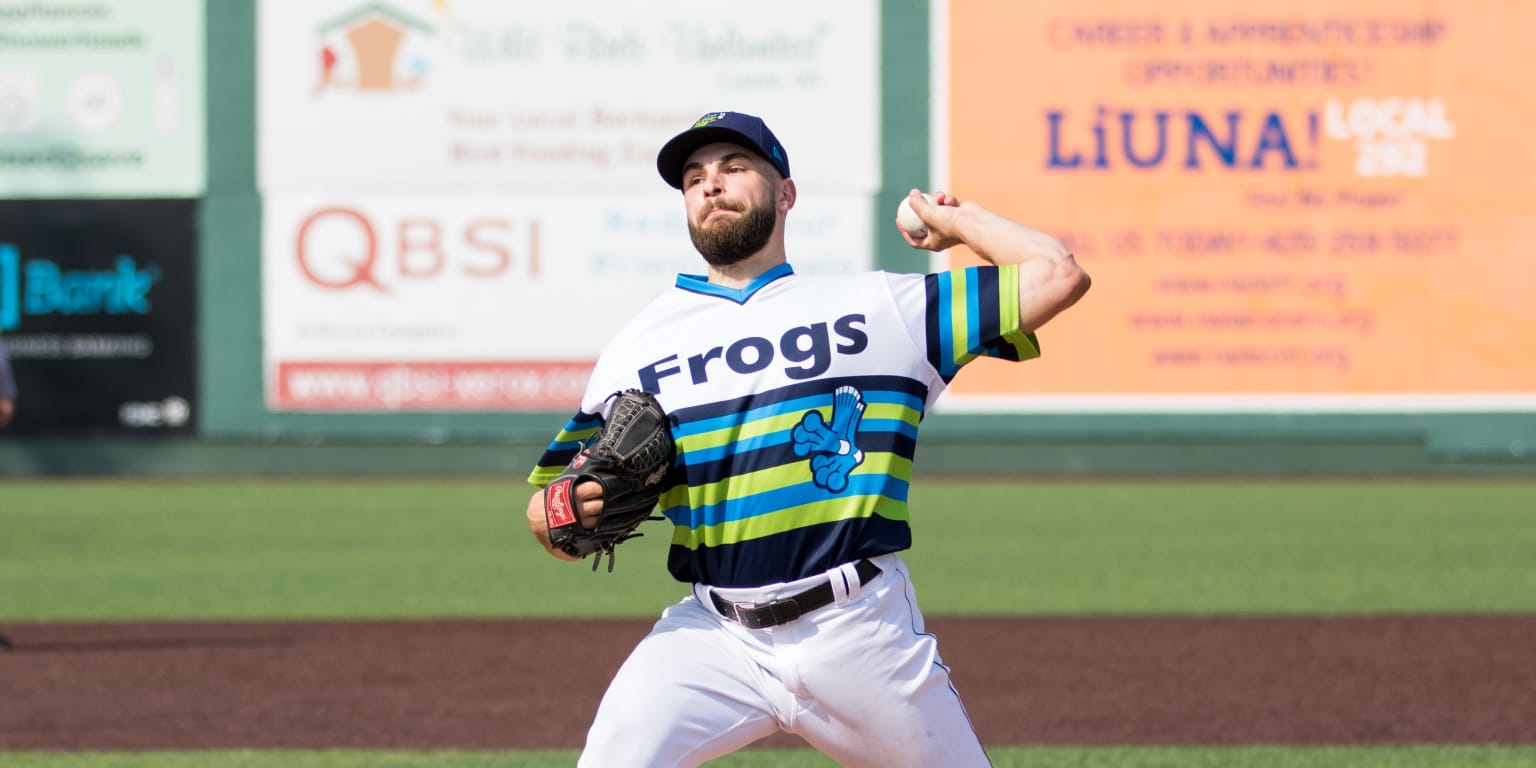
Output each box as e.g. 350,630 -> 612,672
688,195 -> 777,267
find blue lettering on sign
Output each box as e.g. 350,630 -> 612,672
1046,107 -> 1317,171
25,256 -> 157,317
0,245 -> 161,331
0,243 -> 18,330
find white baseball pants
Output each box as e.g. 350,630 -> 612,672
576,553 -> 992,767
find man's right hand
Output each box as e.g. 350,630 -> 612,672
525,481 -> 606,561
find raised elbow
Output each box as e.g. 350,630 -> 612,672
1018,260 -> 1091,333
1043,260 -> 1091,317
1064,263 -> 1092,306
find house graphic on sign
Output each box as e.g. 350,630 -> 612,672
315,2 -> 435,94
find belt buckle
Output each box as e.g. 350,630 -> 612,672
728,601 -> 762,629
713,595 -> 757,628
722,596 -> 803,629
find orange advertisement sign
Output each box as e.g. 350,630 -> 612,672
944,1 -> 1535,410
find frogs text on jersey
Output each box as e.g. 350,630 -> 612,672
638,313 -> 868,392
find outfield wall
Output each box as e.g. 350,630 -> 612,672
0,0 -> 1531,477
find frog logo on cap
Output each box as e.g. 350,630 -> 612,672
692,112 -> 726,129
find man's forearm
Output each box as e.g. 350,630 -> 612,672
953,204 -> 1091,333
953,203 -> 1074,269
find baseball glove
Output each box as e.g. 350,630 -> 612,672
543,389 -> 676,571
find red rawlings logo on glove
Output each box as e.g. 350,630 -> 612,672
545,477 -> 577,528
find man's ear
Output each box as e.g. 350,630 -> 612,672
777,178 -> 797,213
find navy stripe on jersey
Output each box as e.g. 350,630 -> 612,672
982,336 -> 1024,362
671,374 -> 929,425
978,268 -> 1001,343
923,267 -> 1016,382
682,427 -> 917,489
526,410 -> 604,483
667,508 -> 914,587
924,276 -> 944,378
660,471 -> 910,530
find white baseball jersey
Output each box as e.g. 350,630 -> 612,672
530,262 -> 1038,588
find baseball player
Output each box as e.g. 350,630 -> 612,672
0,335 -> 12,650
0,333 -> 16,430
524,111 -> 1090,767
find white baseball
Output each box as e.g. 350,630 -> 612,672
896,193 -> 934,237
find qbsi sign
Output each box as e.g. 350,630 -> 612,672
0,200 -> 198,434
261,193 -> 873,411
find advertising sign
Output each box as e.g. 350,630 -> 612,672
0,200 -> 198,433
0,0 -> 206,198
257,0 -> 879,194
262,194 -> 872,412
940,0 -> 1536,411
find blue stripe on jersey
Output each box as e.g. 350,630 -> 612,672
672,375 -> 928,424
675,263 -> 794,304
673,392 -> 837,440
667,509 -> 914,588
682,420 -> 917,465
682,428 -> 917,487
674,389 -> 925,443
924,266 -> 1019,382
937,271 -> 955,378
526,410 -> 604,485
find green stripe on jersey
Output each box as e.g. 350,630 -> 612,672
683,452 -> 913,511
677,400 -> 921,454
525,423 -> 602,486
672,491 -> 912,550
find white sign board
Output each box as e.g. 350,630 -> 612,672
258,1 -> 880,194
0,0 -> 205,197
262,193 -> 873,411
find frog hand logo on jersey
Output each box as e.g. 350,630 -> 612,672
791,385 -> 866,493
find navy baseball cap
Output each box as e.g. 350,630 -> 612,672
656,111 -> 791,189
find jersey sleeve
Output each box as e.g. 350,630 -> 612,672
890,264 -> 1041,384
524,341 -> 638,487
525,409 -> 604,487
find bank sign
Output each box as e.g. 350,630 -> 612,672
0,200 -> 198,433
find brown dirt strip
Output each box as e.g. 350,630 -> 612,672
1,616 -> 1533,751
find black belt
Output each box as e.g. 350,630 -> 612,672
710,559 -> 882,629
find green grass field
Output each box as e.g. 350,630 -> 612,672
3,478 -> 1534,767
2,479 -> 1534,620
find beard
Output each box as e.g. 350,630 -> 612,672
688,200 -> 777,267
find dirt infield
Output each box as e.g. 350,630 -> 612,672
2,616 -> 1534,751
